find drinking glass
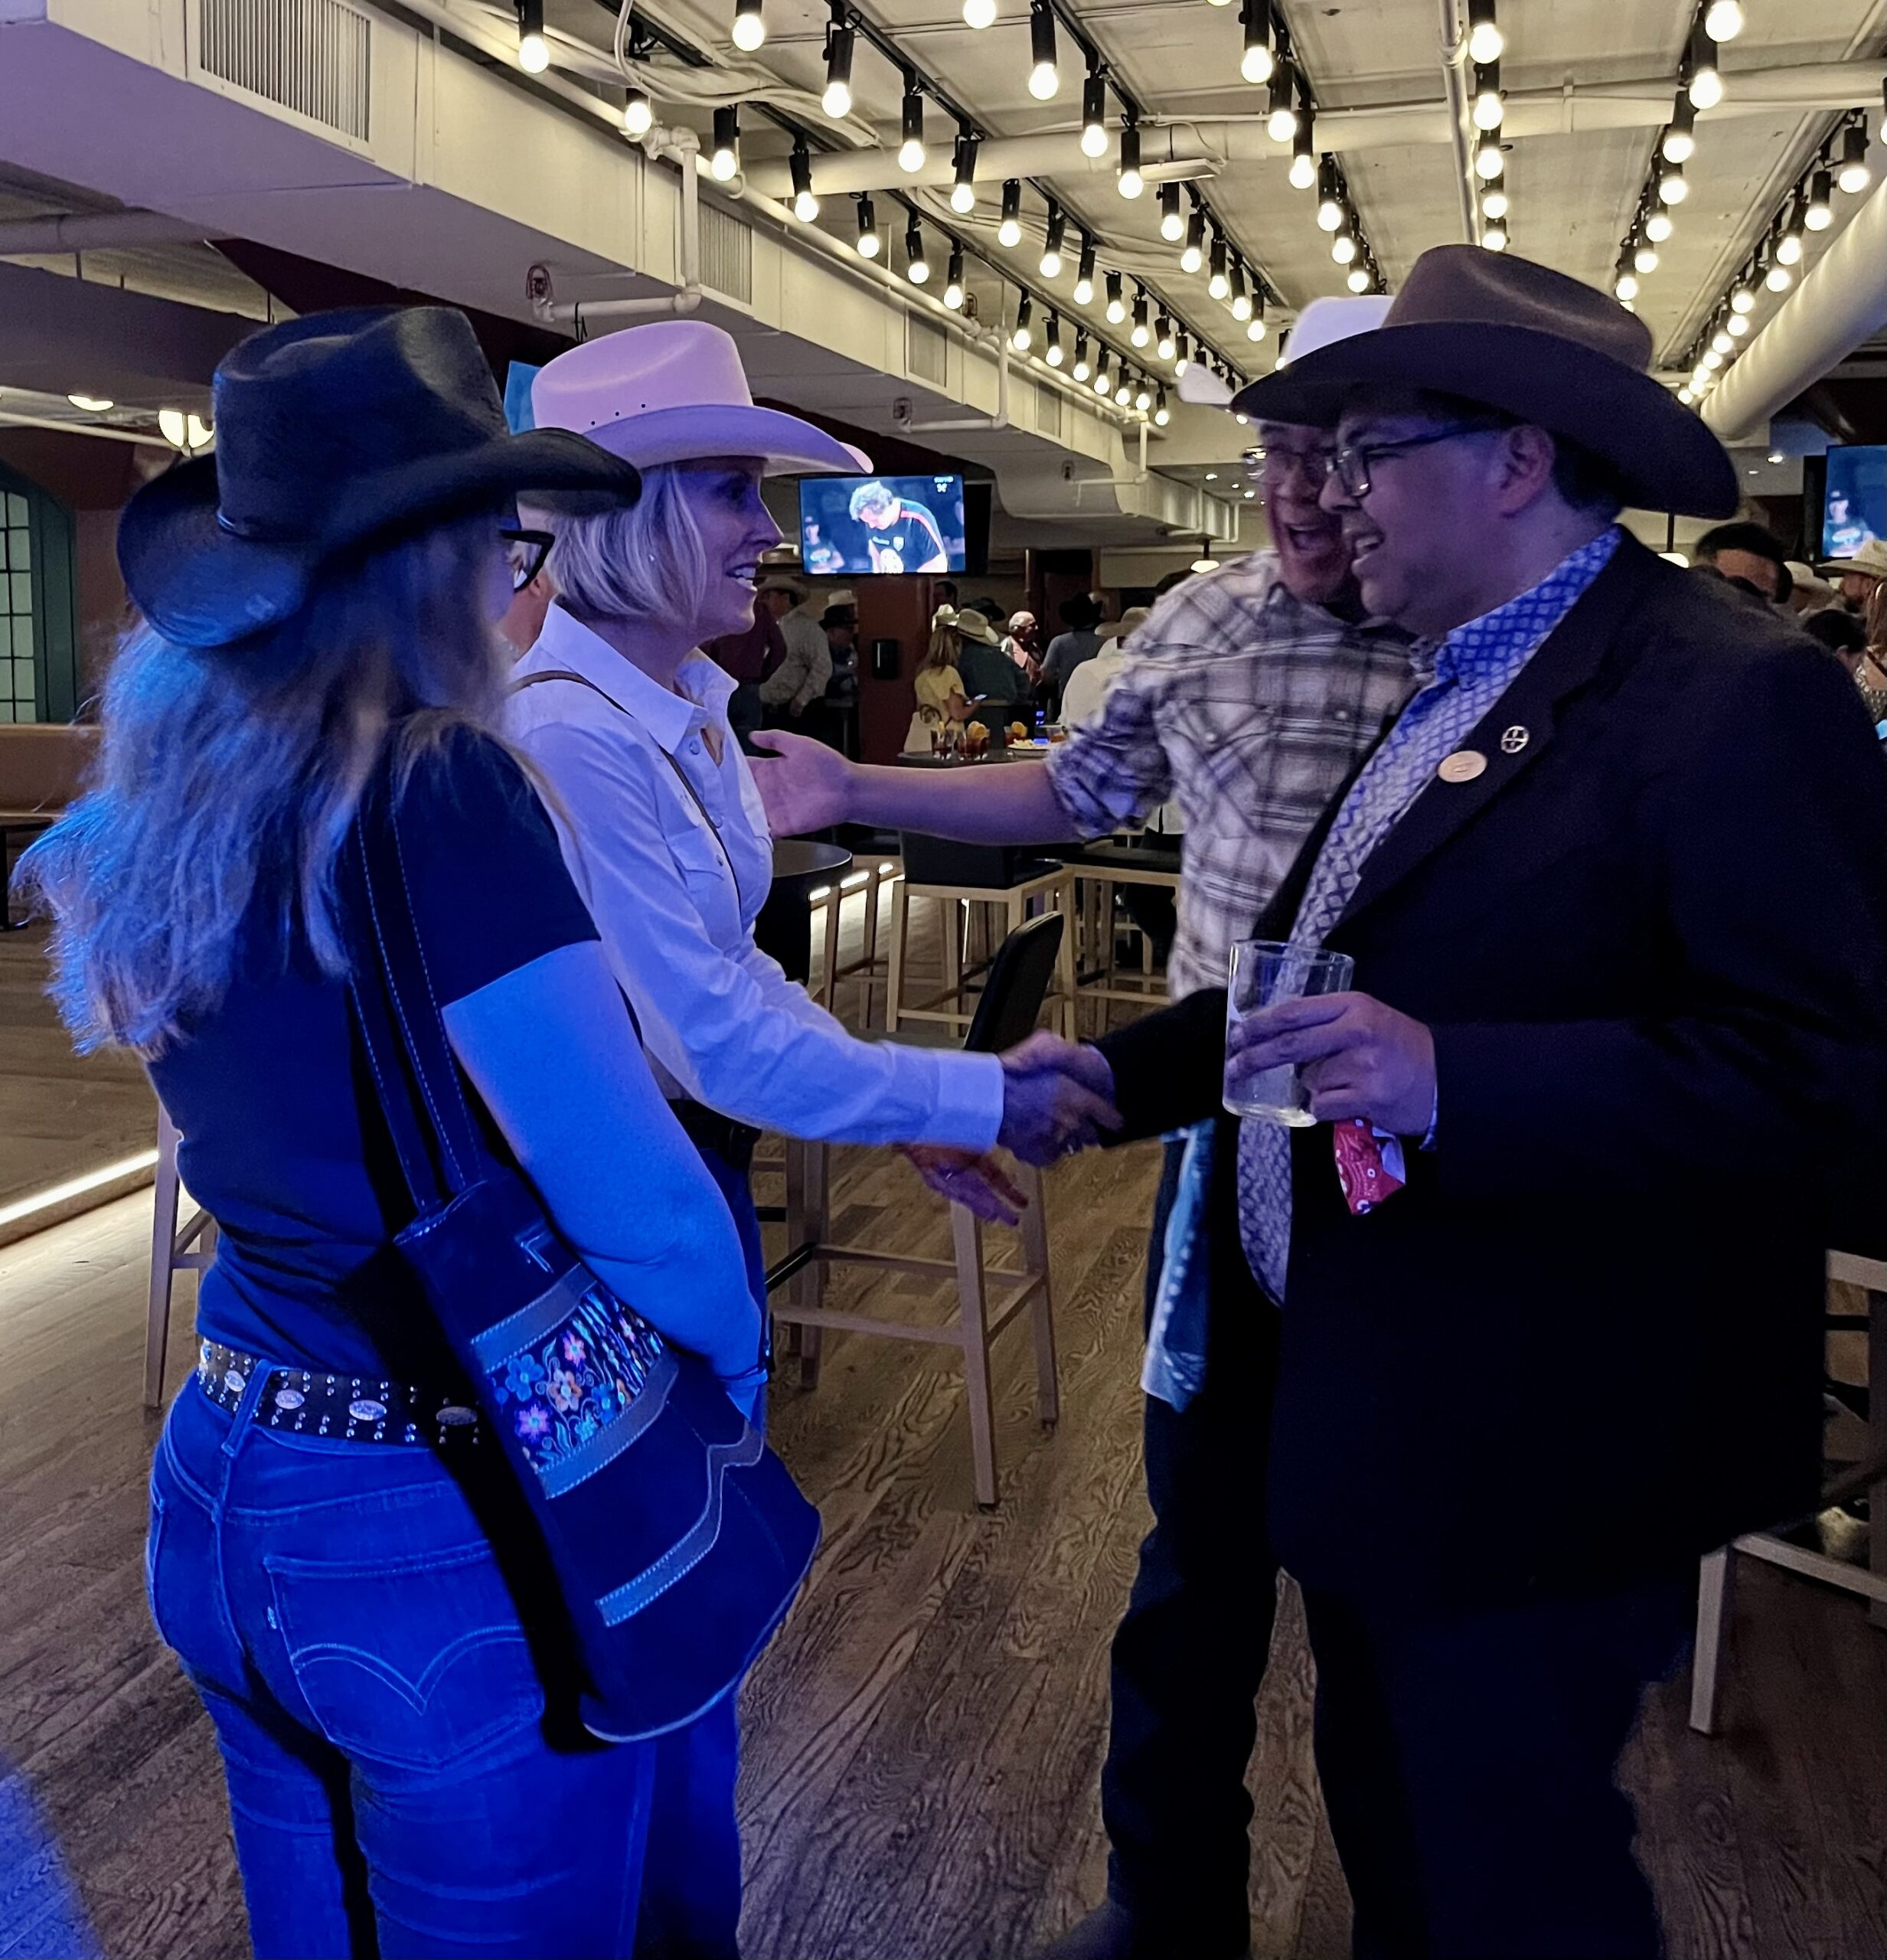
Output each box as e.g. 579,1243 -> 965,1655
1223,939 -> 1355,1125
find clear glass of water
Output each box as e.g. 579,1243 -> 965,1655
1223,939 -> 1356,1125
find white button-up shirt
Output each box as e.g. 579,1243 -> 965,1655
508,603 -> 1004,1149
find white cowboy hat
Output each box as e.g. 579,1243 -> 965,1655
1178,292 -> 1391,406
1097,604 -> 1153,643
755,571 -> 809,599
532,319 -> 872,476
934,603 -> 1002,646
1817,537 -> 1887,583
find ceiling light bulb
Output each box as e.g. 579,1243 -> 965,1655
1729,280 -> 1756,312
1040,203 -> 1066,279
1046,318 -> 1064,366
1082,72 -> 1108,158
1340,266 -> 1366,290
1677,386 -> 1695,403
823,79 -> 852,117
1481,224 -> 1508,251
905,220 -> 929,284
856,194 -> 879,256
710,106 -> 739,179
1160,181 -> 1184,242
1289,148 -> 1316,191
1011,296 -> 1033,351
1174,337 -> 1190,377
1703,0 -> 1743,41
1475,133 -> 1503,178
1614,268 -> 1639,302
1232,287 -> 1253,322
1332,230 -> 1358,265
1073,336 -> 1092,381
1207,238 -> 1229,299
1711,328 -> 1732,353
899,124 -> 926,174
1094,358 -> 1112,397
1634,242 -> 1658,273
1181,207 -> 1206,273
792,188 -> 818,222
1473,61 -> 1503,131
1663,94 -> 1696,164
950,181 -> 977,214
1131,295 -> 1151,345
1105,270 -> 1127,322
1687,29 -> 1723,111
963,0 -> 997,25
951,132 -> 980,213
1838,122 -> 1873,194
1115,376 -> 1132,406
789,145 -> 819,221
1467,0 -> 1503,64
732,0 -> 766,53
944,247 -> 965,309
1317,194 -> 1343,233
1645,209 -> 1673,243
158,408 -> 188,449
1028,0 -> 1059,100
1136,382 -> 1153,410
67,393 -> 113,412
1118,123 -> 1144,198
1701,347 -> 1723,369
1482,178 -> 1508,220
821,13 -> 855,119
1267,64 -> 1297,142
998,178 -> 1022,249
1242,42 -> 1274,85
1726,310 -> 1748,336
1154,390 -> 1171,426
1268,103 -> 1298,143
1775,219 -> 1804,265
1765,258 -> 1794,291
1156,316 -> 1176,359
623,89 -> 653,136
516,0 -> 549,73
1660,165 -> 1690,211
1073,236 -> 1096,304
1805,171 -> 1834,229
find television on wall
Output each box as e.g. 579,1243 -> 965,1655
1821,444 -> 1887,562
798,474 -> 968,576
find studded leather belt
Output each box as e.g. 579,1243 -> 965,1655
194,1341 -> 485,1447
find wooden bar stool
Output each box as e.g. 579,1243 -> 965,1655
808,854 -> 902,1024
1689,1246 -> 1887,1733
145,1105 -> 217,1410
768,912 -> 1068,1508
886,836 -> 1076,1043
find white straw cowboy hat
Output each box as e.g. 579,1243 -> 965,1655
1098,604 -> 1154,642
934,603 -> 1003,647
532,319 -> 873,476
1817,537 -> 1887,583
1179,294 -> 1390,407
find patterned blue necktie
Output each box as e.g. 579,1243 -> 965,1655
1236,528 -> 1623,1302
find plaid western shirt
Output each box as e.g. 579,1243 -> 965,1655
1046,552 -> 1415,999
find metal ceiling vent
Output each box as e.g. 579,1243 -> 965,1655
699,204 -> 753,303
199,0 -> 372,143
907,315 -> 948,387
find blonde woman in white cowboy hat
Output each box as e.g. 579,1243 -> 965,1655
508,318 -> 1120,1306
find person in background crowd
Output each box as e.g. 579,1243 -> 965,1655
1694,520 -> 1794,603
1803,604 -> 1869,671
515,320 -> 1116,1314
1004,609 -> 1043,684
1059,606 -> 1151,733
703,586 -> 786,753
750,296 -> 1410,1960
952,604 -> 1030,731
909,605 -> 973,746
1819,536 -> 1887,616
1079,244 -> 1887,1960
756,573 -> 832,724
17,306 -> 773,1958
1866,571 -> 1887,675
936,577 -> 961,609
1038,594 -> 1107,713
1784,561 -> 1836,616
499,521 -> 558,652
820,590 -> 859,671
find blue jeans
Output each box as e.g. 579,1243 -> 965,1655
149,1377 -> 743,1959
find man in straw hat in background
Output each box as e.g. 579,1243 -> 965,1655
1066,245 -> 1887,1957
750,299 -> 1420,1960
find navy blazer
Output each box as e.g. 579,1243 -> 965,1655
1099,537 -> 1887,1607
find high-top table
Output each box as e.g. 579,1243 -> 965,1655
756,839 -> 853,986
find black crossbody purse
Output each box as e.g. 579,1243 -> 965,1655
341,789 -> 819,1742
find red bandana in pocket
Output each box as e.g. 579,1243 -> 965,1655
1333,1119 -> 1406,1215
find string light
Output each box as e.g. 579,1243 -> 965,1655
998,178 -> 1023,248
904,215 -> 929,284
855,192 -> 880,256
899,80 -> 926,172
1040,201 -> 1066,278
1073,234 -> 1096,304
710,106 -> 740,180
1181,204 -> 1206,273
951,131 -> 980,213
733,0 -> 766,53
1240,0 -> 1274,86
623,88 -> 652,136
1118,119 -> 1144,198
1082,67 -> 1109,158
943,243 -> 965,309
1467,0 -> 1503,64
790,142 -> 818,221
515,0 -> 549,73
1011,295 -> 1034,351
1027,0 -> 1059,101
821,7 -> 855,119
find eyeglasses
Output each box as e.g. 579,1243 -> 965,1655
501,527 -> 554,593
1328,424 -> 1493,500
1242,442 -> 1339,492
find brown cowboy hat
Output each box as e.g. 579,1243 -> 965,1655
1232,245 -> 1737,519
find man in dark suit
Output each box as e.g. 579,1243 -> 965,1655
1082,247 -> 1887,1958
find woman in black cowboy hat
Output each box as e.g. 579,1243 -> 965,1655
19,307 -> 780,1958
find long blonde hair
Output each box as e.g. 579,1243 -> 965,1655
923,619 -> 961,673
17,518 -> 508,1057
1866,577 -> 1887,657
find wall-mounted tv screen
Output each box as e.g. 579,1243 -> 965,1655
1822,445 -> 1887,561
799,474 -> 967,576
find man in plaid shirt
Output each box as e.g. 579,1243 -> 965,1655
749,302 -> 1409,1960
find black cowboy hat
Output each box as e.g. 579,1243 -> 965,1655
1232,245 -> 1737,520
119,306 -> 642,648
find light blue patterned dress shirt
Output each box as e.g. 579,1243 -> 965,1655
1234,525 -> 1624,1308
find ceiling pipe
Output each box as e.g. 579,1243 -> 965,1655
528,127 -> 703,328
1703,176 -> 1887,445
743,60 -> 1885,198
1435,0 -> 1481,244
0,211 -> 230,256
894,332 -> 1011,432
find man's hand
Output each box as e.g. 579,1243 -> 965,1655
900,1145 -> 1030,1224
1226,993 -> 1435,1136
748,729 -> 858,836
997,1031 -> 1122,1165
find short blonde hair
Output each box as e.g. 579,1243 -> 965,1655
522,466 -> 716,629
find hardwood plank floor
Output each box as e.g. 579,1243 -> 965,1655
3,1164 -> 1885,1960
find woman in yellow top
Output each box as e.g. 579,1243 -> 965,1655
906,606 -> 972,749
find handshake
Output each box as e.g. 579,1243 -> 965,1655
903,1032 -> 1121,1225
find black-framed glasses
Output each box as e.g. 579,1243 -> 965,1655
1330,424 -> 1492,500
501,527 -> 554,593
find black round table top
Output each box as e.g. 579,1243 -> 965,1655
769,840 -> 853,893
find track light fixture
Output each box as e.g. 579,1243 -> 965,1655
516,0 -> 549,73
1729,276 -> 1755,312
1267,60 -> 1298,142
1240,0 -> 1274,86
822,6 -> 855,118
1290,106 -> 1316,189
1663,92 -> 1695,162
1481,174 -> 1508,220
904,216 -> 929,283
1316,157 -> 1343,230
1208,234 -> 1229,299
1774,198 -> 1805,266
733,0 -> 766,53
1658,157 -> 1689,204
623,87 -> 653,136
951,130 -> 980,213
1082,67 -> 1109,158
1644,205 -> 1673,244
899,78 -> 926,172
1472,60 -> 1503,132
1161,181 -> 1184,242
943,243 -> 965,309
1105,269 -> 1127,322
1027,0 -> 1059,101
998,178 -> 1023,249
1154,386 -> 1171,426
1135,378 -> 1153,412
855,191 -> 880,256
1331,227 -> 1358,266
1073,233 -> 1096,304
1072,332 -> 1092,383
1230,259 -> 1252,320
1131,289 -> 1151,346
1686,23 -> 1722,111
1174,330 -> 1191,376
1181,203 -> 1206,273
1012,295 -> 1034,351
1093,349 -> 1112,397
1475,129 -> 1503,178
1039,201 -> 1067,277
790,142 -> 818,221
1838,117 -> 1873,194
1806,168 -> 1834,230
711,106 -> 740,179
1118,119 -> 1144,198
1155,312 -> 1176,360
1467,0 -> 1503,64
1115,371 -> 1133,408
1046,314 -> 1064,365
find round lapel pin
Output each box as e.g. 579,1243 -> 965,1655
1437,750 -> 1487,784
1500,725 -> 1530,755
